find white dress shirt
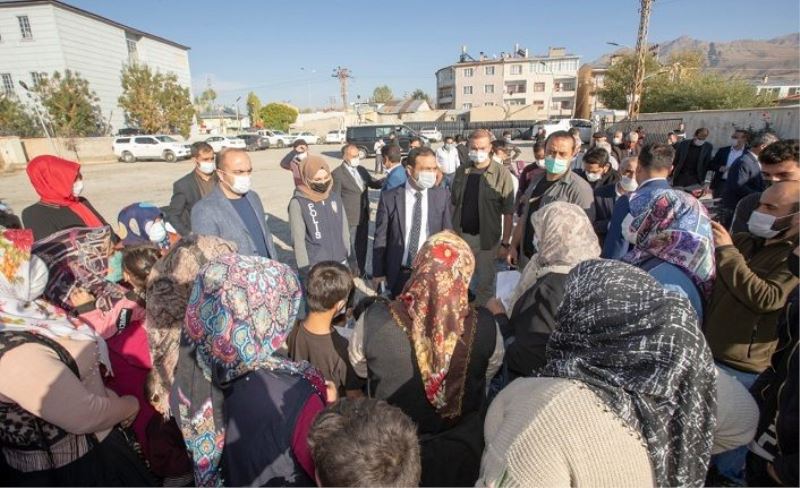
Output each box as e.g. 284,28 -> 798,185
436,146 -> 460,175
402,182 -> 429,265
722,146 -> 745,179
344,161 -> 364,190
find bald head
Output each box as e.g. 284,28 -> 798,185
216,148 -> 249,170
757,180 -> 800,238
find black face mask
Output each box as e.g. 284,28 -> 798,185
789,252 -> 799,279
310,180 -> 331,193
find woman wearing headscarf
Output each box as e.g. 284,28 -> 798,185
348,231 -> 504,486
21,155 -> 108,241
117,202 -> 180,251
287,154 -> 349,277
172,254 -> 328,487
479,259 -> 718,488
0,228 -> 154,485
486,202 -> 601,378
622,187 -> 715,321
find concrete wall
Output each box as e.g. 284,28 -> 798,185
0,137 -> 26,170
21,136 -> 116,163
636,106 -> 800,148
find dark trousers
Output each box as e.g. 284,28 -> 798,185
349,223 -> 369,277
746,452 -> 782,487
390,267 -> 413,298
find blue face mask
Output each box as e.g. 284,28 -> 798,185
544,156 -> 569,175
106,251 -> 123,283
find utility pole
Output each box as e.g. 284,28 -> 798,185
332,66 -> 351,111
629,0 -> 653,120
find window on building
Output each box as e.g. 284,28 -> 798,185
18,16 -> 32,39
510,64 -> 523,75
30,71 -> 46,86
484,84 -> 494,94
463,68 -> 474,77
533,82 -> 545,92
462,103 -> 472,109
485,102 -> 495,106
485,66 -> 495,75
463,85 -> 473,95
561,100 -> 572,109
126,36 -> 139,63
532,100 -> 544,109
1,73 -> 14,96
505,81 -> 526,95
508,98 -> 526,106
788,87 -> 799,96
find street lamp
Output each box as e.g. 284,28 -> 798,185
18,80 -> 57,154
538,61 -> 555,119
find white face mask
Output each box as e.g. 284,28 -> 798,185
72,180 -> 84,198
747,210 -> 796,239
414,170 -> 437,189
348,157 -> 360,167
693,139 -> 705,146
198,161 -> 216,174
621,213 -> 638,245
619,175 -> 638,192
296,152 -> 308,161
586,172 -> 602,183
468,150 -> 489,164
535,159 -> 546,168
492,155 -> 504,164
612,137 -> 622,145
220,171 -> 252,195
147,220 -> 167,243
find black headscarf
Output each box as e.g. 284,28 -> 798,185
541,259 -> 717,487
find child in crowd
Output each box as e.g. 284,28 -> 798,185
308,398 -> 421,487
287,261 -> 362,398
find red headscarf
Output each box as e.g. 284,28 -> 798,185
26,155 -> 103,227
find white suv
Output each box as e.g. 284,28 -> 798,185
325,129 -> 346,144
256,129 -> 295,148
419,127 -> 443,142
205,135 -> 246,153
113,135 -> 190,163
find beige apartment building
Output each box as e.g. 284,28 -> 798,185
436,46 -> 580,119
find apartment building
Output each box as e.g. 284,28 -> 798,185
435,46 -> 580,118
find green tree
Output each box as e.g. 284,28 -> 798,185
0,96 -> 41,137
410,88 -> 433,107
118,64 -> 194,137
598,51 -> 773,113
194,88 -> 217,112
259,103 -> 298,131
246,92 -> 262,127
34,70 -> 105,137
371,85 -> 393,103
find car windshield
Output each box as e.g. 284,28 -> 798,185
155,136 -> 177,142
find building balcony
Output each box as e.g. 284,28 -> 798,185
503,91 -> 527,97
552,90 -> 576,98
438,96 -> 453,104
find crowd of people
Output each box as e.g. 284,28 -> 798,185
0,123 -> 797,487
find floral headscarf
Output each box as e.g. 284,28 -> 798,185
0,228 -> 111,370
144,235 -> 238,416
172,254 -> 325,486
389,230 -> 476,419
542,259 -> 717,487
508,202 -> 601,312
623,188 -> 715,298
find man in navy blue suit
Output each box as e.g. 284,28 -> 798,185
380,144 -> 407,192
373,147 -> 452,297
601,143 -> 675,259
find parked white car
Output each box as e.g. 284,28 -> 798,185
256,129 -> 295,148
419,127 -> 443,142
325,129 -> 346,144
205,135 -> 247,153
533,118 -> 595,144
113,135 -> 190,163
291,132 -> 320,145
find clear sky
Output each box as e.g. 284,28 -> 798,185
67,0 -> 799,109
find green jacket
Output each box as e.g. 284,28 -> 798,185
704,232 -> 799,373
451,160 -> 515,250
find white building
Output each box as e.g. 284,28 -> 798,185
435,46 -> 580,119
0,0 -> 191,133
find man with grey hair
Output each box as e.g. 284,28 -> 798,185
720,131 -> 780,227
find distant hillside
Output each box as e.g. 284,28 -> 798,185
592,33 -> 800,84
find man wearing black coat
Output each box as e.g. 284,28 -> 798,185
592,156 -> 638,246
164,142 -> 218,235
709,129 -> 749,196
672,127 -> 714,188
332,143 -> 384,277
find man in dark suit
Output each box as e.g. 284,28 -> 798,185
671,127 -> 713,188
720,132 -> 781,227
373,147 -> 452,297
708,129 -> 749,196
592,156 -> 638,246
164,142 -> 218,235
454,134 -> 470,167
191,149 -> 277,259
602,144 -> 674,259
332,143 -> 384,277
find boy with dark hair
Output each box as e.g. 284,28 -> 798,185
308,398 -> 421,487
286,261 -> 361,397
